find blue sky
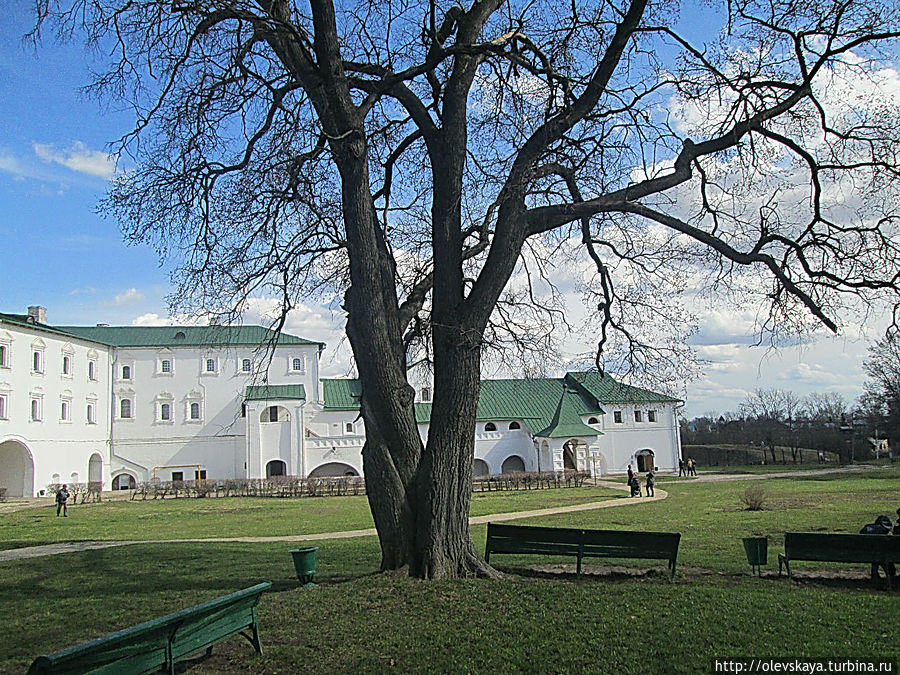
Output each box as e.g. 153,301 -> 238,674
0,2 -> 892,417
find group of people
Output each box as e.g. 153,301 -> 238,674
678,457 -> 698,477
627,465 -> 655,498
860,508 -> 900,579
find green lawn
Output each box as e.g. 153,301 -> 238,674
0,485 -> 621,550
0,469 -> 897,673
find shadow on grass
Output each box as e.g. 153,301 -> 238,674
495,564 -> 676,584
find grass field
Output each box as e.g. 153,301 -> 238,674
0,468 -> 897,674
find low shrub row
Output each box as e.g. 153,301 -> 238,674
127,475 -> 368,500
47,482 -> 103,504
473,470 -> 592,491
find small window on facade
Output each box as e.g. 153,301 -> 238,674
88,361 -> 96,380
61,401 -> 70,421
160,403 -> 171,421
205,358 -> 216,372
346,422 -> 354,433
172,471 -> 184,482
268,406 -> 279,422
0,345 -> 7,367
161,360 -> 172,373
421,387 -> 432,402
31,398 -> 41,421
588,417 -> 599,424
509,421 -> 521,430
120,399 -> 132,419
122,365 -> 131,380
33,351 -> 42,373
613,411 -> 623,424
292,357 -> 303,372
190,402 -> 201,420
634,410 -> 643,423
62,356 -> 71,375
648,410 -> 657,423
87,403 -> 95,424
0,394 -> 7,420
195,469 -> 207,480
242,358 -> 252,373
484,422 -> 497,432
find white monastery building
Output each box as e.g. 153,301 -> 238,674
0,307 -> 682,497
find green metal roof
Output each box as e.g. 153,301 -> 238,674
321,371 -> 678,439
245,384 -> 307,401
534,389 -> 602,438
322,379 -> 362,409
565,371 -> 680,404
57,324 -> 324,348
0,312 -> 108,343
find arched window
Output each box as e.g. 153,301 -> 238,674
501,455 -> 526,473
120,399 -> 132,419
0,345 -> 7,367
60,401 -> 69,421
62,356 -> 71,375
484,422 -> 497,432
242,358 -> 252,372
190,402 -> 201,420
588,417 -> 599,424
205,358 -> 216,372
86,403 -> 95,424
509,421 -> 521,430
31,398 -> 42,421
122,365 -> 131,380
33,351 -> 42,373
266,460 -> 286,477
88,361 -> 95,380
473,459 -> 490,477
292,357 -> 304,372
161,359 -> 172,373
160,403 -> 171,421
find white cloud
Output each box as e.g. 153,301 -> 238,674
32,141 -> 117,179
106,288 -> 145,306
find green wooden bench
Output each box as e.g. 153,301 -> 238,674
484,523 -> 681,579
27,582 -> 271,674
778,533 -> 900,588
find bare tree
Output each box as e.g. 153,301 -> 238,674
740,388 -> 795,463
36,0 -> 900,578
862,332 -> 900,452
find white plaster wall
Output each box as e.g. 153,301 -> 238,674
595,402 -> 680,473
109,342 -> 319,482
0,323 -> 111,495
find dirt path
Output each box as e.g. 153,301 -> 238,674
0,482 -> 665,562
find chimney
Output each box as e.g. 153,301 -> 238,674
96,323 -> 110,327
27,306 -> 47,324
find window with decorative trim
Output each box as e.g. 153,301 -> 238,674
62,355 -> 72,376
60,399 -> 71,421
241,358 -> 252,373
648,410 -> 657,423
120,398 -> 133,419
88,360 -> 96,381
122,365 -> 132,380
509,421 -> 521,430
0,344 -> 7,368
190,401 -> 201,420
86,402 -> 96,425
613,411 -> 623,424
204,358 -> 217,373
30,397 -> 42,421
634,410 -> 643,423
291,356 -> 305,373
484,422 -> 497,432
159,358 -> 173,374
0,394 -> 7,420
32,350 -> 43,374
160,402 -> 171,421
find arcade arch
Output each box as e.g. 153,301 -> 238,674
309,462 -> 359,477
0,439 -> 34,497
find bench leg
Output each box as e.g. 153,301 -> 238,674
577,554 -> 582,578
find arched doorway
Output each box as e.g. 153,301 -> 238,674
260,406 -> 291,423
0,439 -> 34,497
266,460 -> 287,477
501,455 -> 526,473
88,453 -> 103,485
309,462 -> 359,477
112,473 -> 136,490
563,438 -> 587,471
473,459 -> 490,477
636,449 -> 655,472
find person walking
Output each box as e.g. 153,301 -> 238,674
56,484 -> 69,517
627,464 -> 634,484
678,458 -> 685,477
645,469 -> 655,497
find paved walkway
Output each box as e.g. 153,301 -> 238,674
0,481 -> 665,562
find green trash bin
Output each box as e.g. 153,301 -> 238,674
290,547 -> 319,585
742,537 -> 768,576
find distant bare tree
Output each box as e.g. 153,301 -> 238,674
862,332 -> 900,452
36,0 -> 900,579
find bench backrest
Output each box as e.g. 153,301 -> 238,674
784,533 -> 900,563
486,523 -> 680,560
28,582 -> 271,675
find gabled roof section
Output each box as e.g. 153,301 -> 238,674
322,378 -> 362,410
0,312 -> 110,344
534,388 -> 601,438
57,324 -> 324,349
565,371 -> 680,404
245,384 -> 307,401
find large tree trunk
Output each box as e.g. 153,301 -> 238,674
411,326 -> 499,579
